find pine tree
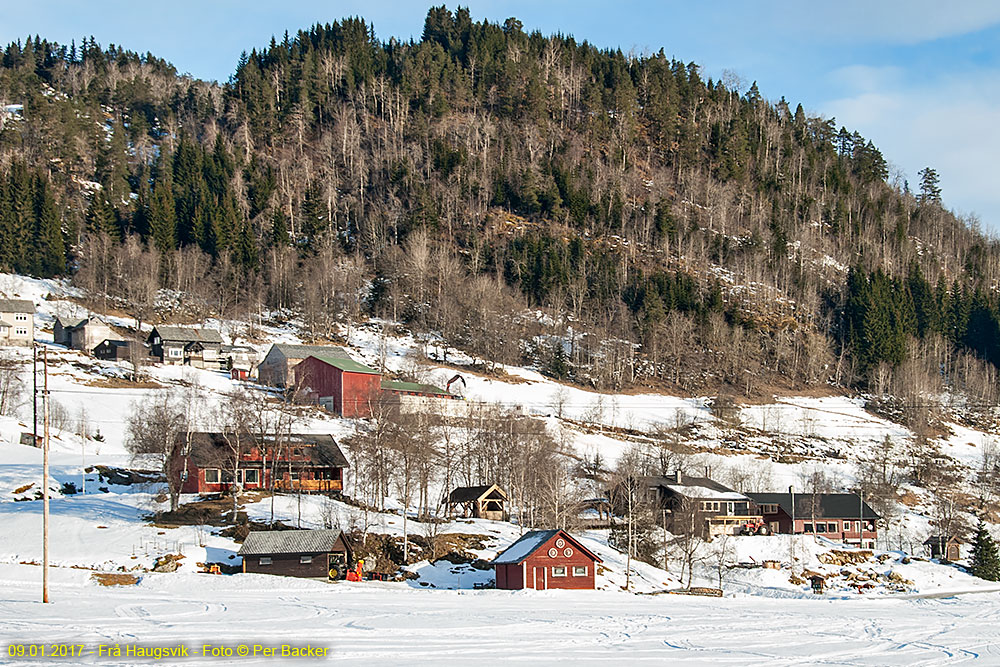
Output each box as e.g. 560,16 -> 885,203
918,167 -> 942,205
970,521 -> 1000,581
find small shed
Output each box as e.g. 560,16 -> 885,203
445,484 -> 509,521
238,529 -> 353,579
925,535 -> 962,562
493,529 -> 602,590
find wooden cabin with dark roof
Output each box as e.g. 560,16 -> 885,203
148,325 -> 223,367
493,529 -> 602,590
173,432 -> 349,495
445,484 -> 509,521
238,529 -> 353,579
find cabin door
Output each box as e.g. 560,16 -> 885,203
534,566 -> 546,590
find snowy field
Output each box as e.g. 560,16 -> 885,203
2,566 -> 1000,666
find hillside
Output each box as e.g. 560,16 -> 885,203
3,272 -> 1000,663
0,7 -> 999,418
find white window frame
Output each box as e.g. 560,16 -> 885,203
204,468 -> 220,484
15,313 -> 27,321
259,557 -> 272,566
572,566 -> 587,577
168,347 -> 182,358
243,469 -> 259,485
300,555 -> 313,564
551,566 -> 567,577
15,327 -> 27,336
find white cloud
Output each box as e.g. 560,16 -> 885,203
825,71 -> 1000,229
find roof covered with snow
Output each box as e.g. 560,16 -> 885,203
646,474 -> 747,501
492,529 -> 601,565
238,529 -> 350,556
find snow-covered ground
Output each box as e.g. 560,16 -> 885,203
3,565 -> 1000,665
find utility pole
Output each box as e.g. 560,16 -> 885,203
32,345 -> 37,446
42,346 -> 50,604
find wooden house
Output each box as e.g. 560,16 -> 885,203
924,535 -> 962,561
94,338 -> 145,362
747,492 -> 880,548
445,484 -> 509,521
54,315 -> 114,354
493,529 -> 602,590
0,298 -> 34,346
258,343 -> 353,388
238,529 -> 353,579
295,354 -> 383,417
615,471 -> 761,537
173,432 -> 349,495
147,325 -> 223,367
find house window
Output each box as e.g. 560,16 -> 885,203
15,328 -> 27,336
762,504 -> 778,514
700,501 -> 720,512
573,566 -> 587,576
300,555 -> 313,564
204,469 -> 220,484
289,472 -> 300,481
153,336 -> 160,344
803,523 -> 813,533
15,313 -> 27,321
551,566 -> 567,577
260,557 -> 272,566
243,469 -> 259,485
168,348 -> 182,358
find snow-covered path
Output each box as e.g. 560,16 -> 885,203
2,564 -> 999,665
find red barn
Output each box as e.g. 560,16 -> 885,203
493,529 -> 602,590
295,354 -> 382,417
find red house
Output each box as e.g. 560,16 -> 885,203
173,432 -> 349,495
748,493 -> 880,548
493,529 -> 602,590
295,355 -> 382,417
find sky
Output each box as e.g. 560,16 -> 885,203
2,1 -> 999,231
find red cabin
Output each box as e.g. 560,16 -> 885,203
493,529 -> 602,590
295,355 -> 382,417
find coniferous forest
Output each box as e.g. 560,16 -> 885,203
1,6 -> 999,425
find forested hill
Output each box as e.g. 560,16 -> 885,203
1,7 -> 999,424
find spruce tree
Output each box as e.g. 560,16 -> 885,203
970,521 -> 1000,581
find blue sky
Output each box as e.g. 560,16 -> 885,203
3,1 -> 1000,231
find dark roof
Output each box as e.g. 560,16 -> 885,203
271,343 -> 351,360
55,316 -> 87,329
152,325 -> 223,344
923,535 -> 962,545
182,432 -> 349,468
307,354 -> 380,375
382,379 -> 451,395
0,298 -> 35,314
96,339 -> 129,348
447,484 -> 508,503
747,492 -> 881,520
238,529 -> 350,556
492,529 -> 602,565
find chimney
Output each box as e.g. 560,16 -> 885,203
675,470 -> 682,483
